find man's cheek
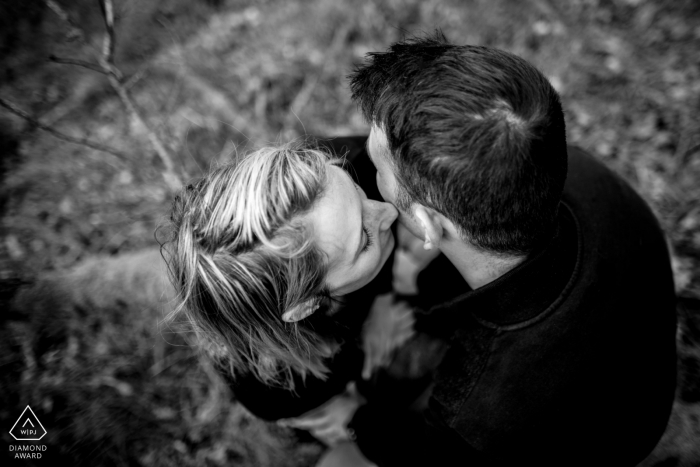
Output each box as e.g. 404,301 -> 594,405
375,173 -> 386,200
398,215 -> 424,241
377,178 -> 394,204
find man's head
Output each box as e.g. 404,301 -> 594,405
351,32 -> 568,256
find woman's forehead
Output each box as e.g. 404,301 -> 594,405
304,165 -> 359,269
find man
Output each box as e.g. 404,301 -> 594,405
338,33 -> 677,466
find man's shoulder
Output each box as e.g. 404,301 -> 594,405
561,145 -> 673,312
563,145 -> 658,227
565,145 -> 622,188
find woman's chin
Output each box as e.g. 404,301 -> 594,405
362,233 -> 395,290
342,232 -> 395,296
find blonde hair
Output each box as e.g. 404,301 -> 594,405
164,143 -> 340,390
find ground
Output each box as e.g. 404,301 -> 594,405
0,0 -> 699,465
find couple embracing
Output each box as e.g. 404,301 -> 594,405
164,33 -> 676,467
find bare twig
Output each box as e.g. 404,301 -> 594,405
284,21 -> 353,131
123,69 -> 147,90
95,0 -> 182,191
49,55 -> 107,75
45,0 -> 83,39
0,96 -> 129,160
46,0 -> 182,190
97,0 -> 180,190
45,0 -> 96,53
108,77 -> 180,178
99,0 -> 116,63
680,142 -> 700,169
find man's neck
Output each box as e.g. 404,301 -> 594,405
439,238 -> 526,290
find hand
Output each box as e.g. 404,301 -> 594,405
393,224 -> 440,295
362,293 -> 415,380
277,383 -> 365,446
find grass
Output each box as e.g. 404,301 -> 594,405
1,0 -> 698,465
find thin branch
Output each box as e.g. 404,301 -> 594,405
99,0 -> 116,63
96,0 -> 121,79
681,142 -> 700,168
123,68 -> 147,90
46,0 -> 182,191
45,0 -> 96,53
96,0 -> 179,190
0,96 -> 130,160
49,55 -> 107,75
108,76 -> 180,175
86,0 -> 177,190
284,21 -> 353,131
97,0 -> 122,80
45,0 -> 83,39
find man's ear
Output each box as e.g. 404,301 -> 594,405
413,205 -> 444,251
281,300 -> 320,323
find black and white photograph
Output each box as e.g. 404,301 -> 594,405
1,0 -> 699,465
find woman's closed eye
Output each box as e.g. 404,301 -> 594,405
354,182 -> 373,253
362,226 -> 374,252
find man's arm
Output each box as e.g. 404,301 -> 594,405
351,331 -> 490,467
225,342 -> 364,422
277,382 -> 365,446
350,397 -> 489,467
278,293 -> 415,445
279,378 -> 489,467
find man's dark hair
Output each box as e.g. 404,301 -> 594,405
350,32 -> 568,255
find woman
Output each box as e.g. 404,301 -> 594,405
163,140 -> 411,447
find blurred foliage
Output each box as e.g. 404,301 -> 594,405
0,0 -> 699,465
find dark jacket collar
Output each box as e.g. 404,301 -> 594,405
416,203 -> 581,333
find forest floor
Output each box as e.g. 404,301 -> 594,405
1,0 -> 699,465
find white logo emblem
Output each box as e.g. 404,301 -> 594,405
9,406 -> 47,441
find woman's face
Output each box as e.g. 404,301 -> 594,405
304,164 -> 398,296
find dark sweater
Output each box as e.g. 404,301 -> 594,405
350,146 -> 677,466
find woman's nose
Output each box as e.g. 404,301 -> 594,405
366,199 -> 398,231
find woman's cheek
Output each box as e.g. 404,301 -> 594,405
375,246 -> 386,271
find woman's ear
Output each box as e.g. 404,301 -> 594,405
413,206 -> 444,251
281,300 -> 320,323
